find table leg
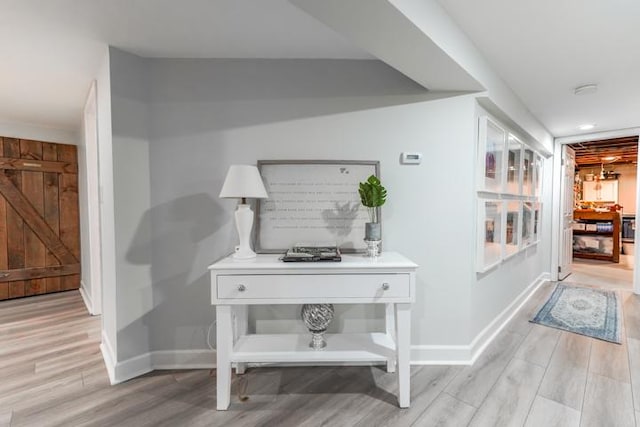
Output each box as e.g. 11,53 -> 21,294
385,303 -> 396,373
234,305 -> 248,375
216,305 -> 233,410
395,303 -> 411,408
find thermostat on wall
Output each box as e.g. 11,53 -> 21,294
401,152 -> 422,164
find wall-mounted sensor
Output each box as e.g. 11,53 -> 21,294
401,152 -> 422,165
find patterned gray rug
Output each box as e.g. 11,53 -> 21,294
531,284 -> 622,344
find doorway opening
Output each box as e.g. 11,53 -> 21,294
558,135 -> 639,292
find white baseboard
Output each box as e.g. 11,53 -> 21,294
151,350 -> 216,370
100,331 -> 117,385
410,344 -> 473,365
410,272 -> 549,365
105,349 -> 216,384
466,272 -> 548,365
79,280 -> 95,315
112,352 -> 153,384
101,272 -> 550,382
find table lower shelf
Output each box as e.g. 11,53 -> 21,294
231,332 -> 396,364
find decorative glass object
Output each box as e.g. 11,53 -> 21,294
301,304 -> 335,350
364,239 -> 382,258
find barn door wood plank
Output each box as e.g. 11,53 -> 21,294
0,263 -> 80,282
0,173 -> 78,266
42,142 -> 61,293
57,144 -> 80,291
4,138 -> 25,298
0,138 -> 7,299
21,140 -> 46,296
0,157 -> 77,174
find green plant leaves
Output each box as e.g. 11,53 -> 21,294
358,174 -> 387,208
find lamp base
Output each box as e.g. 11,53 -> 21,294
233,248 -> 257,259
233,204 -> 257,259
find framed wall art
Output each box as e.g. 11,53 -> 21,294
522,201 -> 534,247
255,160 -> 380,253
478,117 -> 506,193
522,147 -> 535,196
533,153 -> 544,197
475,114 -> 546,272
505,134 -> 523,195
477,199 -> 503,272
504,200 -> 521,258
533,202 -> 542,243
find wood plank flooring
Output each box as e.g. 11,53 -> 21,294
1,280 -> 640,426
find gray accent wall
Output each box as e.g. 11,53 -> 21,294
106,48 -> 553,363
109,48 -> 153,360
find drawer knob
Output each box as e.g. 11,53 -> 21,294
382,283 -> 390,291
237,284 -> 246,292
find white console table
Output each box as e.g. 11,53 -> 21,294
209,252 -> 417,410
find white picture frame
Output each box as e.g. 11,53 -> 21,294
522,201 -> 534,247
504,200 -> 521,258
505,134 -> 523,195
476,115 -> 544,271
533,153 -> 544,197
522,147 -> 535,196
478,117 -> 506,193
477,198 -> 503,272
255,160 -> 380,253
533,201 -> 542,243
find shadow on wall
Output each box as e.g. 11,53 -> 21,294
147,58 -> 447,139
110,54 -> 477,356
123,193 -> 227,352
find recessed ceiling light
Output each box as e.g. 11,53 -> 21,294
601,156 -> 620,162
578,123 -> 596,130
574,84 -> 598,95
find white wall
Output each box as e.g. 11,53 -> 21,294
104,51 -> 553,374
104,53 -> 480,362
109,48 -> 153,361
77,97 -> 92,309
469,105 -> 554,340
96,47 -> 117,360
78,81 -> 103,315
0,121 -> 78,145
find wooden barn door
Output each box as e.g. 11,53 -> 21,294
0,137 -> 80,300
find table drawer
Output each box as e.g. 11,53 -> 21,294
216,274 -> 410,300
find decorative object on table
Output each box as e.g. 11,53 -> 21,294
301,303 -> 335,350
256,160 -> 379,253
219,165 -> 268,259
281,243 -> 341,262
364,239 -> 382,258
531,284 -> 621,344
359,174 -> 386,257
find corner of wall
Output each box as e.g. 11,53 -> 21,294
79,280 -> 96,316
105,349 -> 216,384
467,272 -> 547,364
410,272 -> 548,365
100,331 -> 117,385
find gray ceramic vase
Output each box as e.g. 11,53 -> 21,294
365,222 -> 381,241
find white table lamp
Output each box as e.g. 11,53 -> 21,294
219,165 -> 268,259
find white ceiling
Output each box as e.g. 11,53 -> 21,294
437,0 -> 640,137
3,0 -> 639,139
0,0 -> 371,134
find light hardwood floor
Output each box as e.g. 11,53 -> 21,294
1,279 -> 640,426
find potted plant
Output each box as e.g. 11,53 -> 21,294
359,175 -> 387,241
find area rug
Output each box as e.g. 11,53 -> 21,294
531,284 -> 622,344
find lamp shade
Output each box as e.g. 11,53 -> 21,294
219,165 -> 268,199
